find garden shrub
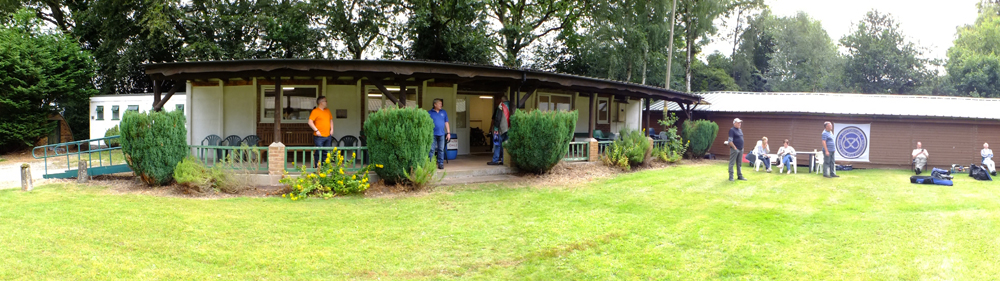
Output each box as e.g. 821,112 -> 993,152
212,144 -> 263,194
653,113 -> 688,163
174,156 -> 213,193
120,110 -> 188,186
280,147 -> 379,200
602,129 -> 651,171
681,119 -> 718,158
506,110 -> 577,174
405,157 -> 444,190
104,125 -> 120,147
364,107 -> 433,184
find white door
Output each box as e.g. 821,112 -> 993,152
455,96 -> 471,155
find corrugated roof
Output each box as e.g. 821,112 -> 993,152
652,92 -> 1000,120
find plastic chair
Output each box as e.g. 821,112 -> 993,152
814,149 -> 824,174
201,135 -> 222,146
242,135 -> 261,146
779,155 -> 797,174
648,127 -> 657,139
339,135 -> 359,147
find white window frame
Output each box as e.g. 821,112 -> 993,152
597,97 -> 610,124
537,93 -> 573,112
95,105 -> 104,120
364,85 -> 419,113
126,105 -> 139,113
111,105 -> 120,120
260,85 -> 320,123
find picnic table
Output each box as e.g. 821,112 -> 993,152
797,151 -> 819,173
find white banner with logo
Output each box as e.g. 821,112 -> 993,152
834,123 -> 871,162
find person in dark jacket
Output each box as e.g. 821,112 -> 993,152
488,96 -> 511,165
726,118 -> 746,181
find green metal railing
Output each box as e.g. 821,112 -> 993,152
190,145 -> 268,173
652,139 -> 669,149
564,142 -> 590,161
596,141 -> 613,156
284,146 -> 368,173
32,135 -> 131,179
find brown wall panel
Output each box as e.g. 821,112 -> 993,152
674,111 -> 1000,169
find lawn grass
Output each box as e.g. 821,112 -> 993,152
3,162 -> 1000,279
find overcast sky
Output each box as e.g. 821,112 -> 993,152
703,0 -> 983,61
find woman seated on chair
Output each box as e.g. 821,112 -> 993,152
753,137 -> 772,172
777,139 -> 796,171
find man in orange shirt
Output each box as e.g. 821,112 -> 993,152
308,96 -> 334,166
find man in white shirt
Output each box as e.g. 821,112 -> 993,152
983,142 -> 996,176
777,139 -> 796,172
912,142 -> 929,175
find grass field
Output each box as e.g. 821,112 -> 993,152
3,162 -> 1000,280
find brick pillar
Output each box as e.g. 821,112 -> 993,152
268,142 -> 286,185
588,138 -> 599,162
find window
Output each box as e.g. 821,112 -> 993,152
111,105 -> 120,120
597,98 -> 609,124
538,93 -> 572,112
455,98 -> 467,129
126,105 -> 139,113
95,106 -> 104,120
366,87 -> 418,113
175,104 -> 184,114
261,86 -> 319,123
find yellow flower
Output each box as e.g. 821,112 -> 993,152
352,152 -> 356,158
338,180 -> 344,185
327,152 -> 333,158
325,158 -> 331,164
320,173 -> 327,178
351,175 -> 356,180
282,194 -> 286,198
376,164 -> 384,168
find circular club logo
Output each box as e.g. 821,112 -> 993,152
836,126 -> 867,159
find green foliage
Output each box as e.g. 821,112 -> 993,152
654,113 -> 688,163
602,129 -> 651,170
681,119 -> 718,158
119,110 -> 188,186
404,157 -> 445,190
317,0 -> 396,59
364,107 -> 434,184
280,148 -> 378,200
691,56 -> 740,92
174,156 -> 213,193
732,10 -> 846,92
506,110 -> 577,174
104,125 -> 120,147
488,0 -> 587,67
840,10 -> 935,94
947,3 -> 1000,98
0,9 -> 97,151
405,0 -> 494,64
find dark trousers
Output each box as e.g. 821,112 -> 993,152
824,151 -> 836,176
492,132 -> 507,163
729,148 -> 744,178
314,136 -> 333,166
430,135 -> 446,165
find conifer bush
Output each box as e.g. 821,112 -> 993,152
120,110 -> 188,186
506,110 -> 577,174
682,119 -> 719,158
364,107 -> 433,184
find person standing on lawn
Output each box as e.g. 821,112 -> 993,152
428,98 -> 450,170
308,96 -> 334,167
727,118 -> 746,181
488,96 -> 511,166
821,121 -> 838,178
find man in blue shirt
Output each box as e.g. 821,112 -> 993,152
727,118 -> 746,181
821,121 -> 838,178
428,98 -> 450,169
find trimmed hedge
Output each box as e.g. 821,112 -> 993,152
104,125 -> 120,147
120,110 -> 188,186
364,107 -> 434,184
681,119 -> 719,158
506,110 -> 577,174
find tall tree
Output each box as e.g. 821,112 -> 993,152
840,10 -> 933,94
676,0 -> 762,92
947,2 -> 1000,97
317,0 -> 397,59
486,0 -> 586,67
404,0 -> 494,64
766,12 -> 843,92
0,9 -> 97,150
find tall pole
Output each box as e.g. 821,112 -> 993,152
665,0 -> 678,90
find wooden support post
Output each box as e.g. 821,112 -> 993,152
77,160 -> 88,183
370,78 -> 401,105
645,98 -> 651,131
152,80 -> 161,111
589,93 -> 596,139
397,77 -> 408,108
274,77 -> 283,143
21,164 -> 32,191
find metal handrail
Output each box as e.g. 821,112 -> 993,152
564,141 -> 590,161
31,135 -> 126,178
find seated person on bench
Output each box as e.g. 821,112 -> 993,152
912,142 -> 929,175
983,142 -> 996,176
776,139 -> 796,170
